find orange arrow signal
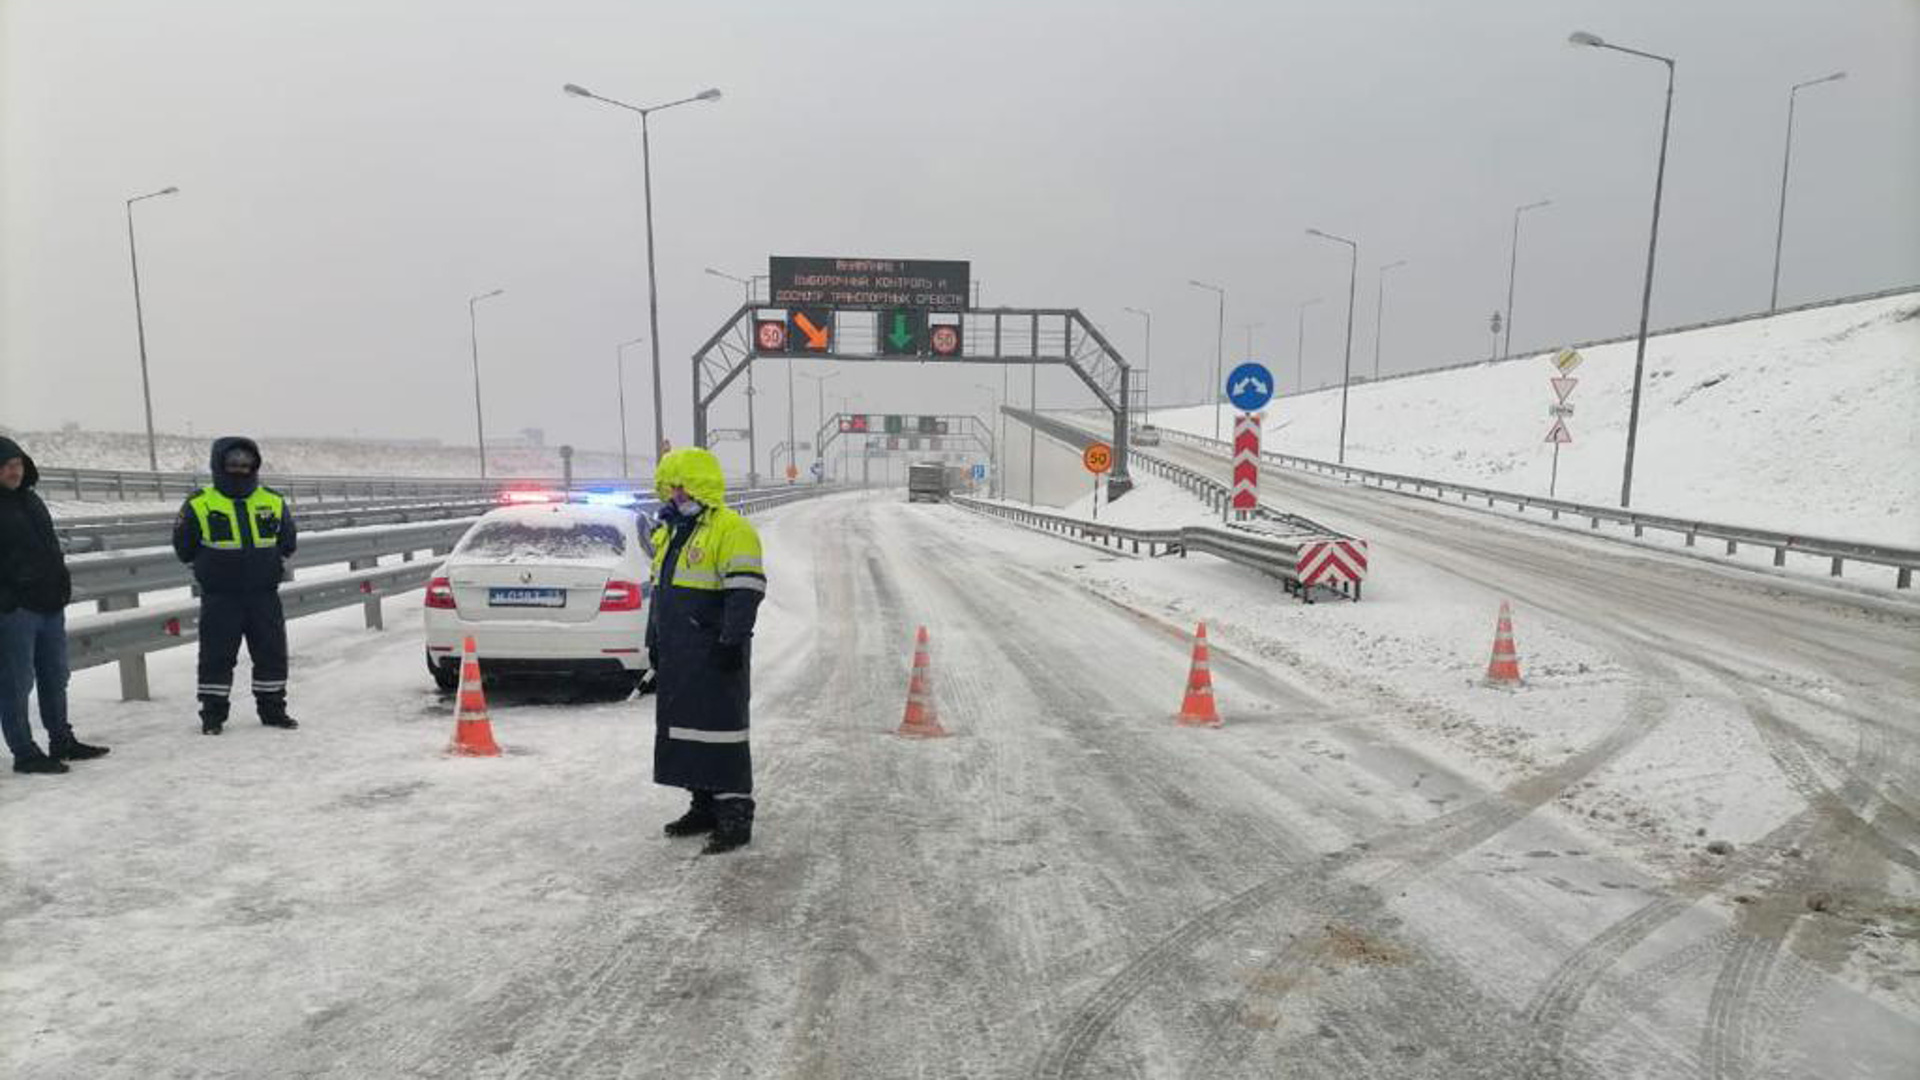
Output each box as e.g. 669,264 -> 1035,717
794,312 -> 830,351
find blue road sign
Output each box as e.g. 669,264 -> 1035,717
971,464 -> 987,480
1226,362 -> 1275,412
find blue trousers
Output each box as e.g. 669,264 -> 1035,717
0,608 -> 72,761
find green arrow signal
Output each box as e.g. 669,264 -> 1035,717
888,312 -> 915,349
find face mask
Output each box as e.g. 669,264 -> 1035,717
672,494 -> 701,516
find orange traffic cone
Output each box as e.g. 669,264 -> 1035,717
449,635 -> 502,756
897,626 -> 950,738
1176,622 -> 1222,727
1486,601 -> 1522,685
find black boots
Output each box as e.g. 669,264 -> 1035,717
663,792 -> 717,837
12,752 -> 69,775
259,697 -> 298,729
50,735 -> 110,761
701,799 -> 754,856
201,702 -> 297,733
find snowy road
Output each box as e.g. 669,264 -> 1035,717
4,483 -> 1916,1078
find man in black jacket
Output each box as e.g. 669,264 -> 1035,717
173,436 -> 299,735
0,436 -> 110,775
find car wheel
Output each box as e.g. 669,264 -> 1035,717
428,652 -> 459,692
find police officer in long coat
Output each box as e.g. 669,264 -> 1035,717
172,436 -> 298,735
645,447 -> 766,855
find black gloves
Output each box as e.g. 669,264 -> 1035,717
713,641 -> 746,672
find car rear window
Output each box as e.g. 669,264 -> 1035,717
457,519 -> 627,560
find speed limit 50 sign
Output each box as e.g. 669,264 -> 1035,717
1082,442 -> 1113,474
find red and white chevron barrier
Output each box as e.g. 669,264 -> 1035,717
1232,413 -> 1261,511
1298,539 -> 1369,589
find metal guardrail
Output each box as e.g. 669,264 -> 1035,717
33,465 -> 646,504
66,483 -> 846,701
56,496 -> 503,553
1146,425 -> 1919,589
69,562 -> 440,673
947,495 -> 1358,602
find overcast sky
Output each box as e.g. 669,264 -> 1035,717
3,0 -> 1915,473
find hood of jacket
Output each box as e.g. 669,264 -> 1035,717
654,446 -> 727,510
209,435 -> 264,498
0,436 -> 38,491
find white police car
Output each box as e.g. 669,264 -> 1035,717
424,497 -> 656,692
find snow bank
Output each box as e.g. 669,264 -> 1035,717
1151,293 -> 1920,546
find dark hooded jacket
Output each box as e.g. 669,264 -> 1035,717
0,437 -> 72,614
172,436 -> 298,593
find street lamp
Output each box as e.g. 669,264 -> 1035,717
974,382 -> 1002,496
564,81 -> 722,467
126,185 -> 180,471
1122,306 -> 1152,424
797,370 -> 839,483
1306,228 -> 1360,464
1373,261 -> 1407,379
1295,297 -> 1323,393
1503,200 -> 1551,358
467,288 -> 506,478
1187,280 -> 1226,439
1569,29 -> 1675,509
1771,71 -> 1846,311
615,336 -> 645,478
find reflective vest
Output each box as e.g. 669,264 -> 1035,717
188,485 -> 288,550
649,506 -> 765,595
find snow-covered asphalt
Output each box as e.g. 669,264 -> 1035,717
2,482 -> 1915,1078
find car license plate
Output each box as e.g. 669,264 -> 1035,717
488,587 -> 566,608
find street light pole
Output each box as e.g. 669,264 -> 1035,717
1239,321 -> 1264,361
796,371 -> 838,483
1503,200 -> 1551,358
615,336 -> 645,478
468,288 -> 506,479
125,186 -> 179,471
1771,71 -> 1846,311
1373,261 -> 1406,379
974,383 -> 1002,496
1307,228 -> 1360,464
564,82 -> 722,469
1569,31 -> 1675,509
1188,280 -> 1226,439
1122,306 -> 1152,424
1296,297 -> 1323,394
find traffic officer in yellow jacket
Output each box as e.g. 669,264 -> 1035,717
646,446 -> 766,855
172,437 -> 299,735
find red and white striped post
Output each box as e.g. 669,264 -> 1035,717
1231,413 -> 1261,519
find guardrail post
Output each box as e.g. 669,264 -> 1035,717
350,557 -> 384,629
1590,517 -> 1600,530
1685,532 -> 1696,547
1726,539 -> 1738,556
98,593 -> 151,701
1829,557 -> 1843,578
116,473 -> 128,500
1634,523 -> 1644,538
1773,548 -> 1787,568
1900,567 -> 1912,589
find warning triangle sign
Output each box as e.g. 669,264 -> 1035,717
1551,377 -> 1579,403
1544,418 -> 1573,445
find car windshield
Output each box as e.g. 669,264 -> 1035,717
457,519 -> 626,561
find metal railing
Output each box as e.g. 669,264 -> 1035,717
68,483 -> 845,701
1146,424 -> 1919,588
947,495 -> 1356,602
